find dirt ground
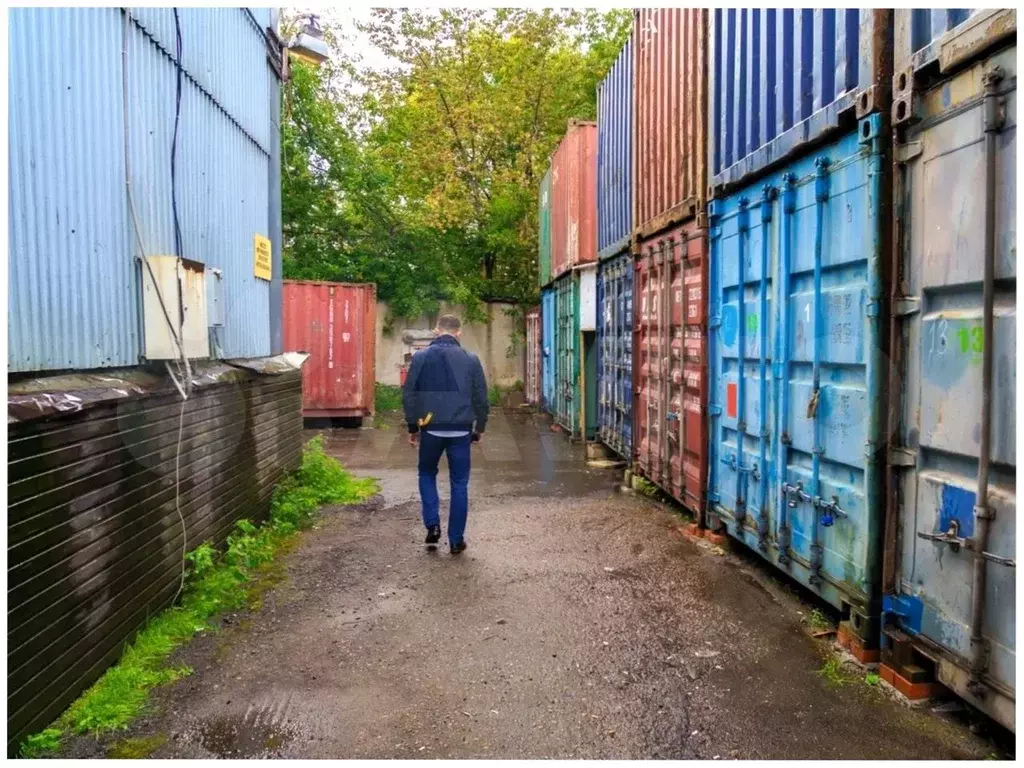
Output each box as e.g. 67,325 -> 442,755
66,410 -> 1011,759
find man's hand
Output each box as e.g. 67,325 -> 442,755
471,432 -> 482,445
408,433 -> 419,447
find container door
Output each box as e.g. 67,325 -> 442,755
539,170 -> 552,287
889,45 -> 1015,724
708,120 -> 887,616
542,289 -> 556,411
525,309 -> 540,405
597,254 -> 634,460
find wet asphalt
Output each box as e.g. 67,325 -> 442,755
67,410 -> 1008,759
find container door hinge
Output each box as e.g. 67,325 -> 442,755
888,447 -> 917,467
707,491 -> 721,504
895,141 -> 923,164
708,404 -> 723,416
893,296 -> 921,317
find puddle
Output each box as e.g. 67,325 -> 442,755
197,709 -> 296,758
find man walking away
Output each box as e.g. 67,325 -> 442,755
402,314 -> 489,554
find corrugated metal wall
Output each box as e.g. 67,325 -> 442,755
597,34 -> 633,259
596,252 -> 633,460
538,169 -> 552,288
549,122 -> 598,280
7,366 -> 303,753
8,7 -> 279,373
708,9 -> 892,193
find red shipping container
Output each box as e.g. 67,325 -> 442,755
525,306 -> 541,405
549,120 -> 598,280
633,8 -> 708,240
633,221 -> 708,520
283,281 -> 376,418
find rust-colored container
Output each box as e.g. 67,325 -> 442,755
633,221 -> 708,519
633,8 -> 708,240
283,280 -> 376,418
549,120 -> 598,280
525,306 -> 541,405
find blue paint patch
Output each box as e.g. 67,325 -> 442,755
884,593 -> 924,635
721,304 -> 738,347
939,484 -> 976,538
942,83 -> 951,108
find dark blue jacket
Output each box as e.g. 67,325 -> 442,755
403,334 -> 489,434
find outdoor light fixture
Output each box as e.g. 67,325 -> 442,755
288,14 -> 330,66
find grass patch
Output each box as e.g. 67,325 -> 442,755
374,382 -> 403,413
20,437 -> 378,757
106,734 -> 168,759
805,608 -> 833,632
632,476 -> 661,498
864,672 -> 881,687
817,657 -> 852,687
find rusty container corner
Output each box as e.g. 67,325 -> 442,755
633,220 -> 709,519
632,8 -> 708,241
549,121 -> 598,281
282,281 -> 377,419
525,306 -> 541,405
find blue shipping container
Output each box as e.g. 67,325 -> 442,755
541,288 -> 557,412
597,34 -> 633,259
707,117 -> 886,622
596,252 -> 633,460
8,7 -> 280,373
884,41 -> 1016,732
708,9 -> 889,193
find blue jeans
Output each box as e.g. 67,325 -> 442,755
418,432 -> 471,545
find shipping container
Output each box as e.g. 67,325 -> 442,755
893,8 -> 1010,75
597,33 -> 633,259
525,306 -> 541,405
538,168 -> 552,287
632,8 -> 708,240
596,252 -> 633,461
706,119 -> 887,633
549,121 -> 598,280
8,7 -> 283,373
552,270 -> 598,440
883,40 -> 1016,732
634,221 -> 709,516
541,288 -> 557,412
708,10 -> 893,196
282,281 -> 376,419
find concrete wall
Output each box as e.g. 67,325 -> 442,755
375,301 -> 524,388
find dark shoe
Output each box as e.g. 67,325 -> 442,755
450,540 -> 467,556
425,525 -> 441,545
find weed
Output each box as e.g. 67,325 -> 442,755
106,734 -> 168,759
633,476 -> 660,498
817,657 -> 851,687
20,437 -> 378,756
374,382 -> 403,413
864,672 -> 881,687
488,384 -> 503,406
806,608 -> 833,631
20,729 -> 62,758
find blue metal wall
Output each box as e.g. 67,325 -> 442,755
708,9 -> 887,193
707,119 -> 886,613
541,288 -> 556,412
597,34 -> 633,259
8,7 -> 279,373
596,252 -> 633,460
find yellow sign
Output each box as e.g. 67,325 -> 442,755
254,234 -> 272,281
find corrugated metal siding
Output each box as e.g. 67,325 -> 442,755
707,121 -> 887,613
282,282 -> 376,417
634,222 -> 708,516
886,44 -> 1016,731
554,273 -> 581,437
8,8 -> 278,373
541,288 -> 556,411
597,35 -> 633,259
596,252 -> 633,460
709,9 -> 892,193
633,8 -> 707,240
538,169 -> 552,287
549,122 -> 598,280
6,368 -> 303,754
525,307 -> 541,405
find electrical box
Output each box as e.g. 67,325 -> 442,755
578,264 -> 597,331
142,256 -> 210,361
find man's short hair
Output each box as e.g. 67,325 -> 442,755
437,314 -> 462,332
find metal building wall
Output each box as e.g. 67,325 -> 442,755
8,7 -> 280,373
7,366 -> 303,754
597,33 -> 633,259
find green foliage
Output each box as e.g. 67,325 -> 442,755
20,438 -> 378,756
817,657 -> 851,687
282,9 -> 632,318
805,608 -> 833,632
107,734 -> 168,759
488,384 -> 503,406
374,382 -> 404,412
633,476 -> 661,499
864,672 -> 881,687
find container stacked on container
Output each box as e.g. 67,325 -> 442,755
881,9 -> 1015,731
631,9 -> 710,518
705,9 -> 896,656
544,120 -> 599,440
596,33 -> 634,460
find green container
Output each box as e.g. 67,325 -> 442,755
538,168 -> 552,288
554,273 -> 578,435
